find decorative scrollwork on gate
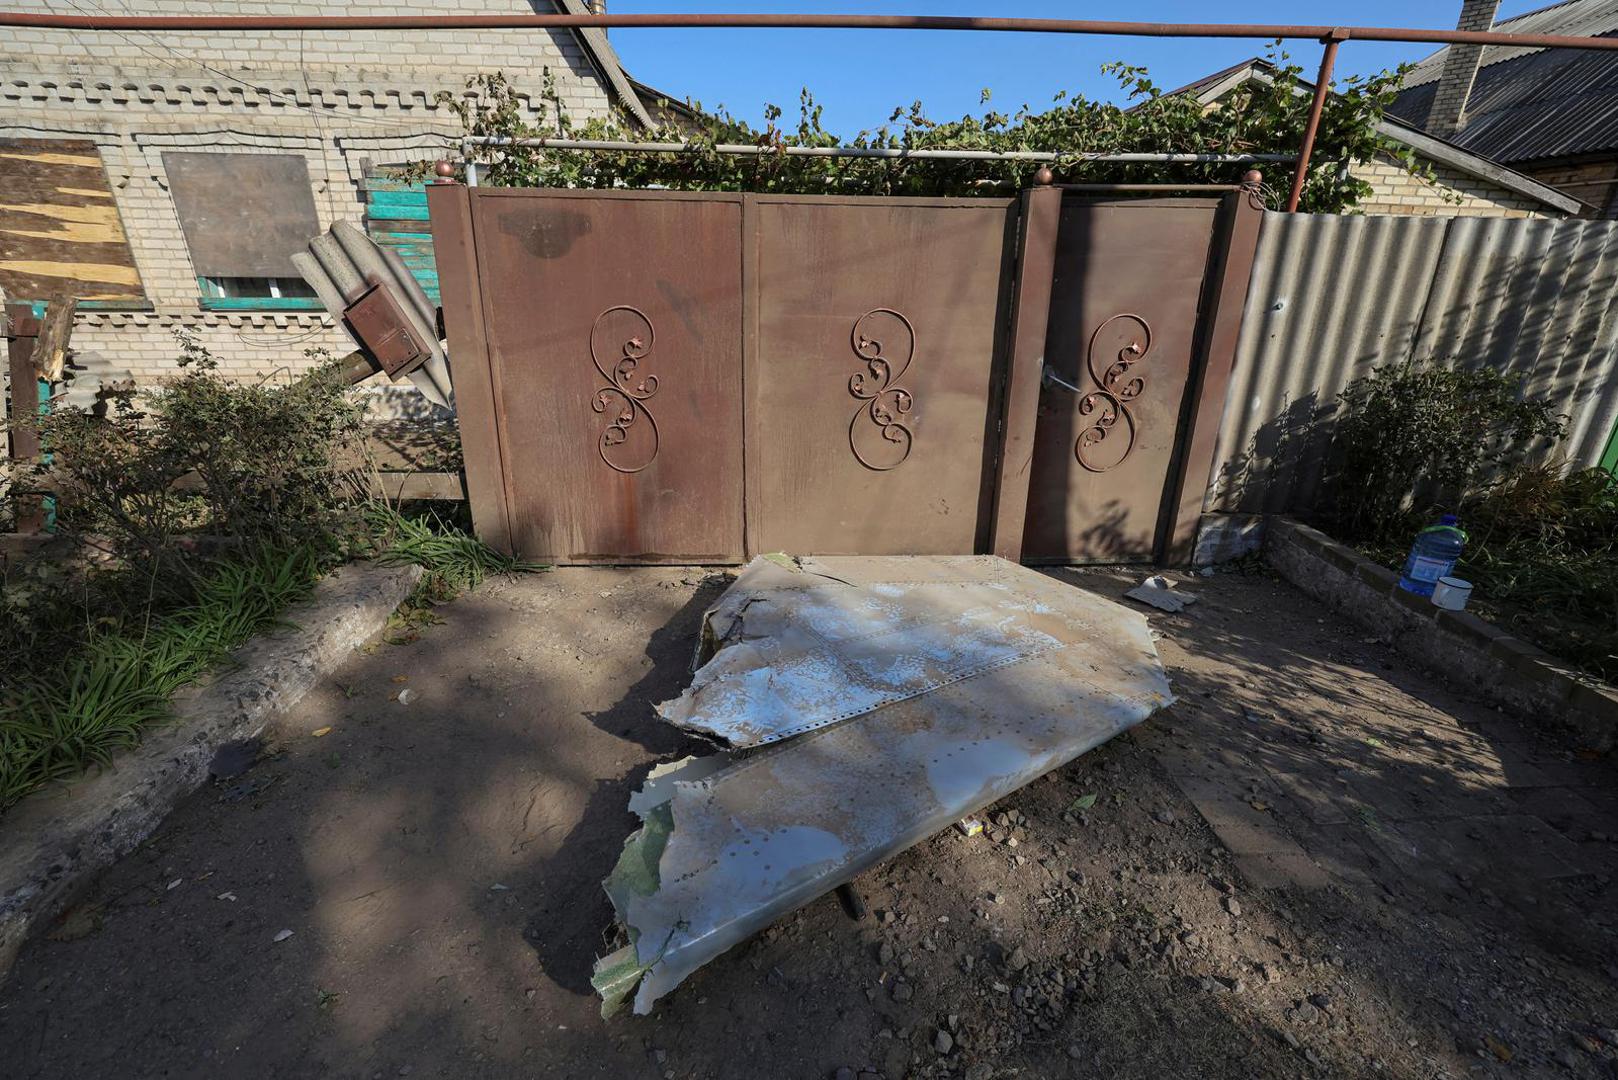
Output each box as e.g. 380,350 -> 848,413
590,305 -> 660,474
1073,313 -> 1152,473
847,308 -> 917,471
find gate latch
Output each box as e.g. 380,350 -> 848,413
1041,361 -> 1083,395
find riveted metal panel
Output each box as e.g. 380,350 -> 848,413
1022,198 -> 1222,563
743,195 -> 1017,556
468,188 -> 745,563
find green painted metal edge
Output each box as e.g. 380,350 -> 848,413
1601,415 -> 1618,476
199,296 -> 324,311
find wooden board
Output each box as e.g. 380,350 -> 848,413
0,139 -> 146,303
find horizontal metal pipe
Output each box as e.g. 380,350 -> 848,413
1054,183 -> 1249,192
4,10 -> 1618,51
465,137 -> 1294,164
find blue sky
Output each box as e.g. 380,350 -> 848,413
605,1 -> 1546,131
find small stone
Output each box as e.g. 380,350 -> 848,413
1006,946 -> 1030,972
892,981 -> 914,1002
1223,896 -> 1242,917
396,688 -> 417,706
1569,1031 -> 1602,1054
1005,836 -> 1020,849
834,1068 -> 856,1080
1154,809 -> 1175,825
1308,992 -> 1331,1010
990,892 -> 1006,905
1067,1045 -> 1084,1060
272,929 -> 294,943
878,942 -> 895,965
933,1029 -> 954,1055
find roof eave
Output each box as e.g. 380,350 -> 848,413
1193,65 -> 1581,213
1374,116 -> 1585,213
553,0 -> 656,128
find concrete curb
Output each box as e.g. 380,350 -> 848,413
0,560 -> 422,980
1264,517 -> 1617,753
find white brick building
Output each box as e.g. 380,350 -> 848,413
1,0 -> 658,388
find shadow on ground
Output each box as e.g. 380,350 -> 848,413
0,563 -> 1614,1080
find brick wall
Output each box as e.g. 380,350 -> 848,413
1426,0 -> 1498,137
1351,152 -> 1552,219
1,0 -> 620,390
1517,158 -> 1618,219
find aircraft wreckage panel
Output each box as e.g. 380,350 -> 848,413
596,555 -> 1173,1015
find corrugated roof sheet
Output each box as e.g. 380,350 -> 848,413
1208,211 -> 1618,514
1398,0 -> 1618,88
1390,28 -> 1618,163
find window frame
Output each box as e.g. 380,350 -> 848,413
196,274 -> 322,312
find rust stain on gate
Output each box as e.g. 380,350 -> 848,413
426,183 -> 1260,566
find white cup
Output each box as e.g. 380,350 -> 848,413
1431,576 -> 1473,611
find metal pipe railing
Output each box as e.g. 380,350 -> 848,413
458,136 -> 1294,187
6,10 -> 1618,51
10,10 -> 1612,212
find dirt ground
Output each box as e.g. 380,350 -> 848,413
2,563 -> 1616,1080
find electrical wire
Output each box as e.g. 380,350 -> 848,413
36,0 -> 468,132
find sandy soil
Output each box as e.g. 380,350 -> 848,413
1,563 -> 1614,1079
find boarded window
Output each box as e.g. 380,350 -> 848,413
0,138 -> 147,304
162,152 -> 320,279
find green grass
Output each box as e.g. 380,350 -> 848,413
0,509 -> 541,812
0,545 -> 320,810
367,506 -> 547,598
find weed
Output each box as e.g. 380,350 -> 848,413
0,545 -> 320,810
366,505 -> 545,594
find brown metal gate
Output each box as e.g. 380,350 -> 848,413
428,183 -> 1259,565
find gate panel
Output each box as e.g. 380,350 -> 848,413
469,190 -> 745,562
744,197 -> 1017,555
1022,199 -> 1221,563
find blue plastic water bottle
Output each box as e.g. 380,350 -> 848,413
1397,514 -> 1468,597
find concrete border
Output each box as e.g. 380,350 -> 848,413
1265,517 -> 1618,753
0,561 -> 422,980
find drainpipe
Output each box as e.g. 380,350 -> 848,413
1428,0 -> 1500,137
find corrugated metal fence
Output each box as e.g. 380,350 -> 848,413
1208,211 -> 1618,514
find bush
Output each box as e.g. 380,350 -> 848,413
1458,465 -> 1618,682
1327,362 -> 1567,543
430,46 -> 1419,213
0,336 -> 533,810
21,333 -> 371,576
